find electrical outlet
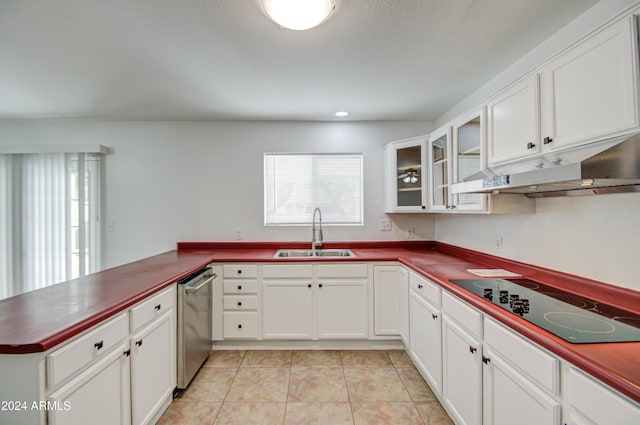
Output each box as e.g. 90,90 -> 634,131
495,236 -> 503,253
406,226 -> 415,239
235,228 -> 244,240
106,221 -> 115,232
379,219 -> 391,231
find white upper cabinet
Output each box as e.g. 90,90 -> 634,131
483,14 -> 640,170
384,136 -> 429,213
487,74 -> 541,165
540,16 -> 640,152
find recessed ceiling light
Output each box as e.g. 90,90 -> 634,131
335,111 -> 349,117
261,0 -> 336,31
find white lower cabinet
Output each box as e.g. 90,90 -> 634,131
130,313 -> 174,425
317,278 -> 368,339
48,342 -> 131,425
409,289 -> 442,395
442,315 -> 483,425
567,367 -> 640,425
373,264 -> 408,339
262,280 -> 314,339
46,286 -> 176,425
482,348 -> 560,425
261,263 -> 369,340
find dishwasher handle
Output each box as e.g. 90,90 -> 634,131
185,273 -> 216,294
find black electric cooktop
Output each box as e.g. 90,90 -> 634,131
449,278 -> 640,344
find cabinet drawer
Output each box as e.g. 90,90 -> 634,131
129,285 -> 175,332
442,292 -> 482,338
317,263 -> 368,278
223,280 -> 258,294
223,295 -> 258,310
262,264 -> 313,279
223,264 -> 258,278
409,272 -> 441,306
223,312 -> 258,338
47,312 -> 129,389
485,318 -> 559,395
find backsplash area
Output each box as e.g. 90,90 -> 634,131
435,193 -> 640,292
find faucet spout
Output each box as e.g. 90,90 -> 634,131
311,207 -> 323,253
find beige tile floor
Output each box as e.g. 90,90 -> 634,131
158,350 -> 453,425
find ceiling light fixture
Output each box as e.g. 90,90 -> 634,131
261,0 -> 336,31
335,111 -> 349,117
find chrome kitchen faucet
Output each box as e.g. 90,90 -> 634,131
311,207 -> 323,254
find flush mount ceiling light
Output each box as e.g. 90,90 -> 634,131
261,0 -> 336,30
335,111 -> 349,117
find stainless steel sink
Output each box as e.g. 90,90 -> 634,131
274,249 -> 355,258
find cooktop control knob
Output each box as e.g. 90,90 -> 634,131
513,300 -> 526,316
483,288 -> 493,300
499,290 -> 509,304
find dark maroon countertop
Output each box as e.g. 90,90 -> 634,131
1,240 -> 639,404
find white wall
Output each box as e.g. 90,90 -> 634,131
432,0 -> 640,291
436,194 -> 640,291
0,120 -> 435,268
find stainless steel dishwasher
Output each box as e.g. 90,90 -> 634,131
177,266 -> 214,389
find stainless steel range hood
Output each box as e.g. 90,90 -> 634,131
451,133 -> 640,198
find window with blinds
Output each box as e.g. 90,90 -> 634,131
0,152 -> 102,299
264,153 -> 363,225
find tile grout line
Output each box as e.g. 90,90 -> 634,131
390,350 -> 429,425
213,350 -> 246,425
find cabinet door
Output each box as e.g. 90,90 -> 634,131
373,265 -> 402,336
385,137 -> 428,212
428,127 -> 452,211
452,109 -> 487,212
262,281 -> 313,339
567,368 -> 640,425
487,74 -> 541,164
48,344 -> 131,425
442,316 -> 482,425
541,16 -> 639,151
482,349 -> 561,425
409,291 -> 442,396
317,279 -> 368,339
130,314 -> 174,425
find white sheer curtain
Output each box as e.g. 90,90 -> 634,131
0,153 -> 101,299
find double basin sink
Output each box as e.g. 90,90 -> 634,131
274,249 -> 355,258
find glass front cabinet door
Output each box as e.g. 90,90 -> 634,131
384,136 -> 428,212
452,108 -> 488,212
428,127 -> 452,211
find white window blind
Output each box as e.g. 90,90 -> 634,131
0,153 -> 102,299
264,153 -> 363,225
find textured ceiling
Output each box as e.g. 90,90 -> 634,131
0,0 -> 598,121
